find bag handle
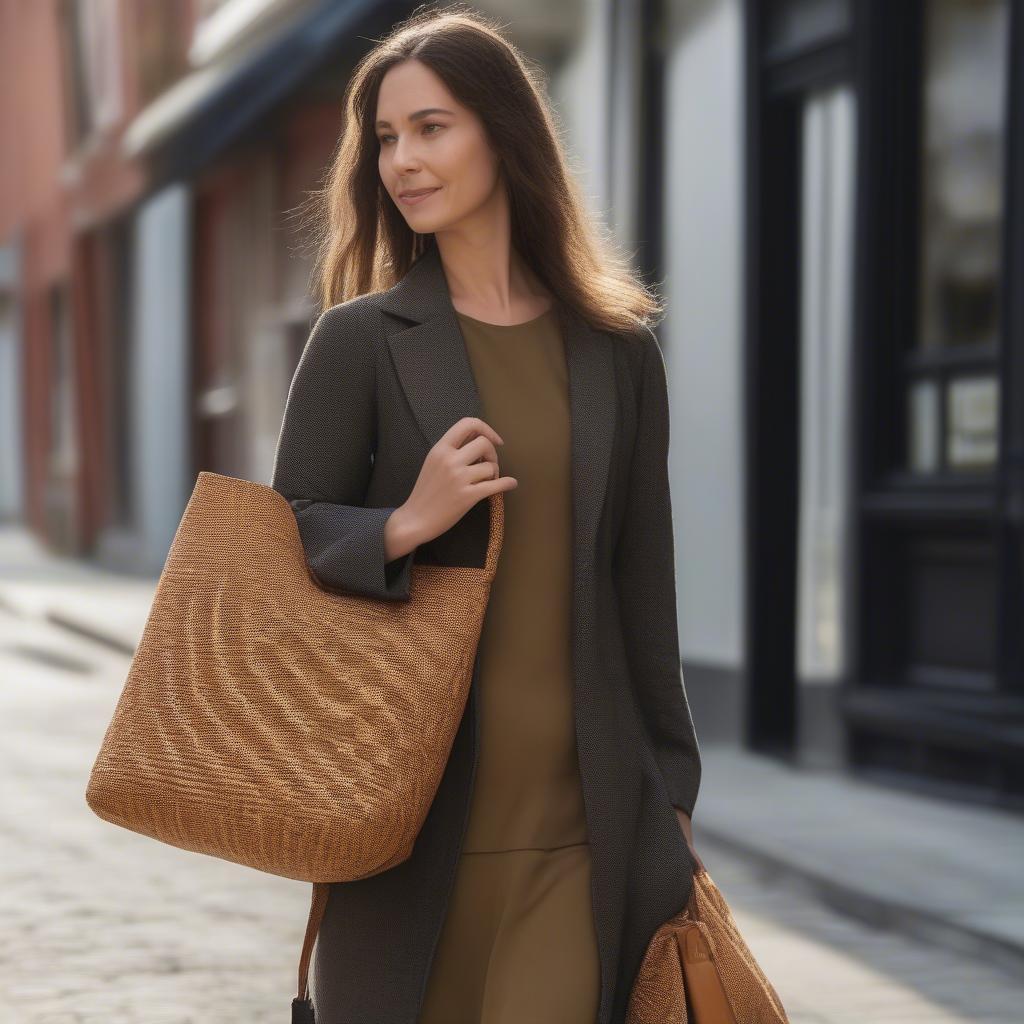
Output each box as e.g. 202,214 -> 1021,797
481,491 -> 504,577
291,882 -> 331,1022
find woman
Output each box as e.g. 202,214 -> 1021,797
271,7 -> 704,1024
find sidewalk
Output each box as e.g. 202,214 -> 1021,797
695,748 -> 1024,979
2,522 -> 1022,980
0,525 -> 152,654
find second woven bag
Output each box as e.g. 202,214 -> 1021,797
627,866 -> 790,1023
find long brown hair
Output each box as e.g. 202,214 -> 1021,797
298,3 -> 663,335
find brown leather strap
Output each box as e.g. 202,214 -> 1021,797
297,883 -> 332,1001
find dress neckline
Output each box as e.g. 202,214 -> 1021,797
454,304 -> 556,330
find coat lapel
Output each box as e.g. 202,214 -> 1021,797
379,240 -> 616,555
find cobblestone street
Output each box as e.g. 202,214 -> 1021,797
1,595 -> 1021,1023
0,598 -> 311,1023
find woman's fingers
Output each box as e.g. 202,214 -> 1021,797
445,416 -> 504,451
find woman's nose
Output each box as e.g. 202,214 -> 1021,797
392,136 -> 420,172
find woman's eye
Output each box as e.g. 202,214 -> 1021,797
378,124 -> 443,145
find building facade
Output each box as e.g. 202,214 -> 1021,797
1,0 -> 1019,809
665,0 -> 1023,809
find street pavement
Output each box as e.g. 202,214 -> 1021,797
1,523 -> 1022,1022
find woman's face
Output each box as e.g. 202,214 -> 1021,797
375,59 -> 502,233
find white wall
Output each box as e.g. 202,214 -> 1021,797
550,0 -> 613,221
663,0 -> 745,667
796,84 -> 857,688
132,185 -> 192,573
549,0 -> 746,671
0,244 -> 23,521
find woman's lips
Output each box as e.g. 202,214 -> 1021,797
399,187 -> 441,206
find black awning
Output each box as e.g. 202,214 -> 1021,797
130,0 -> 400,184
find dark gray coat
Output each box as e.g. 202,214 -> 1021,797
270,238 -> 701,1024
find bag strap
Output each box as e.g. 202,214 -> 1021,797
290,882 -> 331,1023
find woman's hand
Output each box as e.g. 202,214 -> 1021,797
674,807 -> 706,873
388,417 -> 519,552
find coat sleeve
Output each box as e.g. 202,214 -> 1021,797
270,302 -> 417,602
612,324 -> 702,818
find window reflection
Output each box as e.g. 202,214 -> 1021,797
908,378 -> 940,475
947,376 -> 999,470
917,0 -> 1008,351
908,0 -> 1007,476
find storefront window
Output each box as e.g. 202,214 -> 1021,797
908,378 -> 940,474
909,0 -> 1008,473
947,375 -> 999,469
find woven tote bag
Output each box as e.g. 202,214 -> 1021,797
85,470 -> 504,1021
626,866 -> 790,1024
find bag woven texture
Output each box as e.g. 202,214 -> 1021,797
626,867 -> 790,1023
85,471 -> 504,886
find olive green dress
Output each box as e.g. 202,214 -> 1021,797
418,306 -> 601,1024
